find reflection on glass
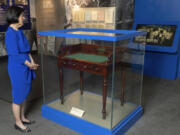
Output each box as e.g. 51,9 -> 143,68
135,24 -> 177,46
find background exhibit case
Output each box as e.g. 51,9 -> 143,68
71,7 -> 115,30
39,28 -> 146,135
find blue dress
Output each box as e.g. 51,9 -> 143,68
5,26 -> 36,104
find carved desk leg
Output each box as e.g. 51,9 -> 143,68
121,64 -> 126,106
59,68 -> 64,104
102,75 -> 107,119
80,71 -> 83,95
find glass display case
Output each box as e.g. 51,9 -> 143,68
39,28 -> 146,134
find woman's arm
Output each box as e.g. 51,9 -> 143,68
29,54 -> 34,64
29,54 -> 39,70
24,60 -> 34,69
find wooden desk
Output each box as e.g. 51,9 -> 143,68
58,44 -> 128,119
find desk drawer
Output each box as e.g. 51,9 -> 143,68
59,60 -> 106,75
61,61 -> 79,68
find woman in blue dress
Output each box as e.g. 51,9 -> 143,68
5,6 -> 39,132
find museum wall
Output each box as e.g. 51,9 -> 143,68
135,0 -> 180,22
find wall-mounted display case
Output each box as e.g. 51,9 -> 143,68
72,7 -> 115,29
39,28 -> 146,135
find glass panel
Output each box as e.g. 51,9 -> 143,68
111,36 -> 145,129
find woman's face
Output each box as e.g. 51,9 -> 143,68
18,12 -> 25,27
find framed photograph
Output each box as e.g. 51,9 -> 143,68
135,24 -> 177,47
133,22 -> 180,53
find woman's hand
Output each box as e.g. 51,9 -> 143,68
30,62 -> 39,70
30,60 -> 39,70
24,60 -> 39,70
28,54 -> 39,70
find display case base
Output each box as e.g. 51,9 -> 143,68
41,91 -> 143,135
42,105 -> 142,135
